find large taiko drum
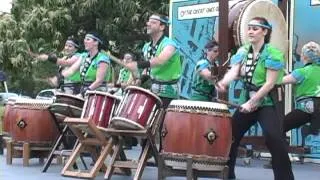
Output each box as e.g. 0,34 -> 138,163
111,86 -> 163,130
82,91 -> 121,128
2,97 -> 17,135
49,93 -> 84,120
11,99 -> 59,144
217,0 -> 288,57
162,100 -> 232,158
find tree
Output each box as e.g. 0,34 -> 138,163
0,0 -> 169,96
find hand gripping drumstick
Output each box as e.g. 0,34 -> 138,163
105,51 -> 126,67
105,51 -> 140,79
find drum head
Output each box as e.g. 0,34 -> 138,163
234,0 -> 288,58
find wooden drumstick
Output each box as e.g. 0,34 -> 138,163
106,51 -> 140,79
213,98 -> 240,108
105,51 -> 126,67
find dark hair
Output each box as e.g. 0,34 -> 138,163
151,13 -> 169,35
123,52 -> 136,61
205,40 -> 219,49
67,36 -> 79,47
86,31 -> 105,50
250,17 -> 272,43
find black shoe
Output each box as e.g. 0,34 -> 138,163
228,172 -> 236,179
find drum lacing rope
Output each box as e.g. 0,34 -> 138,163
167,104 -> 230,114
14,103 -> 52,110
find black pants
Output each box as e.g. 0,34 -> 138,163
283,109 -> 312,133
228,106 -> 294,180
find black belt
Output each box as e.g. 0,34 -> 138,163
82,81 -> 107,87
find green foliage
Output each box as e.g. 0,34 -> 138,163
0,0 -> 169,96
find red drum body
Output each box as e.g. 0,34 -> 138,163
82,91 -> 120,128
11,99 -> 59,144
2,98 -> 16,135
50,93 -> 84,119
111,86 -> 162,130
162,100 -> 232,158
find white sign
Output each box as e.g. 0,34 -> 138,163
178,2 -> 219,20
177,0 -> 239,20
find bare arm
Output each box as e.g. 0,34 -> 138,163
57,55 -> 79,66
89,62 -> 108,90
282,74 -> 298,85
61,58 -> 81,77
217,63 -> 241,90
150,45 -> 176,67
37,54 -> 77,66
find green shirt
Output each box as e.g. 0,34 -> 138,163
231,44 -> 285,106
190,59 -> 215,101
117,68 -> 131,83
79,51 -> 110,82
64,53 -> 81,83
142,36 -> 182,98
292,63 -> 320,112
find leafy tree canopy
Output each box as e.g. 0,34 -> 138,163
0,0 -> 168,96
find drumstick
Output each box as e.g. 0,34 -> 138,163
105,51 -> 126,67
106,51 -> 140,79
213,98 -> 240,108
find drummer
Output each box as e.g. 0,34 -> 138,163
281,41 -> 320,134
216,17 -> 294,180
125,13 -> 182,108
125,13 -> 182,151
190,40 -> 219,101
109,52 -> 136,96
37,36 -> 82,94
49,31 -> 110,97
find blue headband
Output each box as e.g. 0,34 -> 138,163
248,22 -> 272,30
303,49 -> 320,64
149,15 -> 170,25
85,34 -> 103,44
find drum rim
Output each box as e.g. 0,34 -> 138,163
168,99 -> 229,110
14,100 -> 53,106
55,92 -> 85,101
85,90 -> 122,101
111,116 -> 145,130
124,86 -> 163,107
230,0 -> 249,47
49,103 -> 83,111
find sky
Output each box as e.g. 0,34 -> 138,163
0,0 -> 12,13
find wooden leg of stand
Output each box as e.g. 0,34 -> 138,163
42,125 -> 68,172
134,141 -> 150,180
88,139 -> 114,178
61,142 -> 84,175
6,140 -> 12,165
23,143 -> 30,166
105,140 -> 120,180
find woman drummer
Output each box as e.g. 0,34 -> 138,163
216,17 -> 294,180
37,36 -> 82,94
50,32 -> 110,97
282,41 -> 320,137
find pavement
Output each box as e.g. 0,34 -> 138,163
0,146 -> 319,180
